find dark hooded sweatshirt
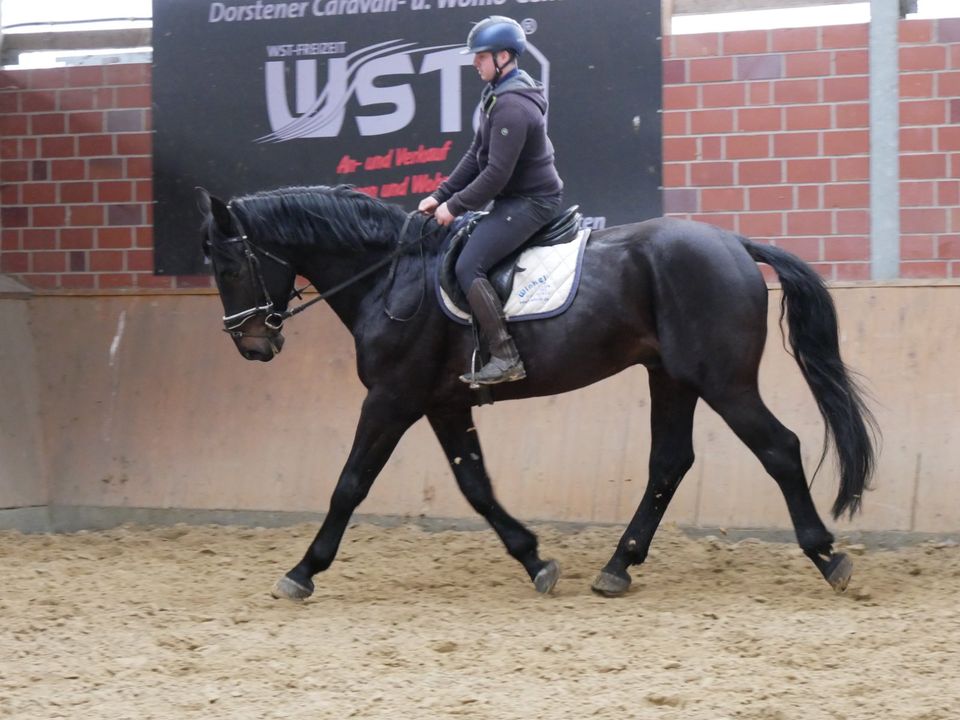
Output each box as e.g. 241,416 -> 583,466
431,69 -> 563,217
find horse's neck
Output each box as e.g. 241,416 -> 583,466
298,248 -> 392,332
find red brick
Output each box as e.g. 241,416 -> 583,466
836,211 -> 869,234
33,206 -> 67,227
65,67 -> 104,88
726,134 -> 771,159
67,111 -> 104,134
40,136 -> 75,158
0,92 -> 18,114
824,236 -> 869,261
673,34 -> 720,58
701,188 -> 745,211
750,186 -> 794,211
1,161 -> 29,182
940,72 -> 960,99
902,209 -> 947,234
0,184 -> 19,205
899,19 -> 934,44
690,109 -> 734,135
900,45 -> 946,72
689,58 -> 734,83
0,138 -> 19,159
787,211 -> 832,236
60,274 -> 97,290
663,59 -> 686,86
939,127 -> 960,152
836,157 -> 869,181
136,274 -> 174,290
834,50 -> 868,75
21,274 -> 61,290
97,181 -> 134,203
937,181 -> 960,206
901,153 -> 947,179
748,82 -> 773,105
30,113 -> 66,135
691,162 -> 734,186
770,28 -> 819,52
796,185 -> 819,208
785,104 -> 830,130
691,213 -> 737,231
822,24 -> 868,49
662,111 -> 687,136
22,229 -> 57,250
135,181 -> 152,203
21,183 -> 57,204
60,228 -> 95,249
58,89 -> 97,111
69,205 -> 104,227
116,86 -> 151,108
0,252 -> 29,273
97,228 -> 134,249
663,164 -> 687,188
103,64 -> 151,85
700,136 -> 723,160
97,273 -> 136,289
737,107 -> 782,132
738,160 -> 782,185
901,236 -> 936,260
833,263 -> 870,281
901,100 -> 946,126
824,183 -> 869,209
1,229 -> 21,251
664,85 -> 698,110
78,135 -> 115,156
938,235 -> 960,257
823,130 -> 869,157
787,158 -> 831,183
50,159 -> 86,180
702,83 -> 745,108
33,251 -> 66,273
89,250 -> 124,272
900,181 -> 936,207
901,261 -> 949,278
24,69 -> 65,90
835,103 -> 869,128
785,52 -> 831,78
135,227 -> 154,248
21,90 -> 56,113
59,182 -> 95,203
774,132 -> 820,158
723,30 -> 769,55
89,158 -> 124,179
823,76 -> 868,102
773,79 -> 819,105
663,137 -> 697,163
127,250 -> 154,272
901,127 -> 934,153
900,73 -> 935,99
739,212 -> 783,237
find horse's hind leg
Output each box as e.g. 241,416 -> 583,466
427,408 -> 560,594
705,385 -> 852,592
593,370 -> 698,597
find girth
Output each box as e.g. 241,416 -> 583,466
439,205 -> 582,312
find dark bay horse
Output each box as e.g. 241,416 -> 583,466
197,184 -> 876,600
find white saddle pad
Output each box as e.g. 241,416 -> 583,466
439,228 -> 591,324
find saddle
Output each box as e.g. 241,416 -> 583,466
438,205 -> 583,313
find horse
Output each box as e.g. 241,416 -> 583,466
197,184 -> 876,601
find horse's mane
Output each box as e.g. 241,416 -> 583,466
229,185 -> 410,254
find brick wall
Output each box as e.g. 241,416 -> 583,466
1,18 -> 959,290
664,18 -> 960,280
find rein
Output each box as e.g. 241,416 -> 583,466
220,210 -> 439,337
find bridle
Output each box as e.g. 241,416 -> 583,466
216,210 -> 437,341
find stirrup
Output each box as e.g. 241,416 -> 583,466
459,357 -> 526,386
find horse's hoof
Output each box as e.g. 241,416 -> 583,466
591,569 -> 632,597
271,574 -> 314,601
826,553 -> 854,593
533,560 -> 561,594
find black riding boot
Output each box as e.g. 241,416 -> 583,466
460,278 -> 526,385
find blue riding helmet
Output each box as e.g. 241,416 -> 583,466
462,16 -> 526,57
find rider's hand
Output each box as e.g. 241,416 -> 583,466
418,196 -> 439,215
435,202 -> 455,226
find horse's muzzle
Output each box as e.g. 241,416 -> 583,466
236,331 -> 284,362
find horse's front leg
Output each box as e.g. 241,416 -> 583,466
272,392 -> 421,601
427,407 -> 560,594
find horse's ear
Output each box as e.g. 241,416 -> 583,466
195,186 -> 211,214
208,195 -> 235,236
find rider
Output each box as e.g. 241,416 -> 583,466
418,15 -> 564,385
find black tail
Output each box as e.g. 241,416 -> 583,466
742,238 -> 877,519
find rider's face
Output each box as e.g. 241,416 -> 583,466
473,51 -> 502,83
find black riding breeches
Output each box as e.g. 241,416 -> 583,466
455,193 -> 563,293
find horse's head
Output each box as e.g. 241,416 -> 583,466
198,188 -> 296,362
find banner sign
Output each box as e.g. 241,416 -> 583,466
152,0 -> 662,275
